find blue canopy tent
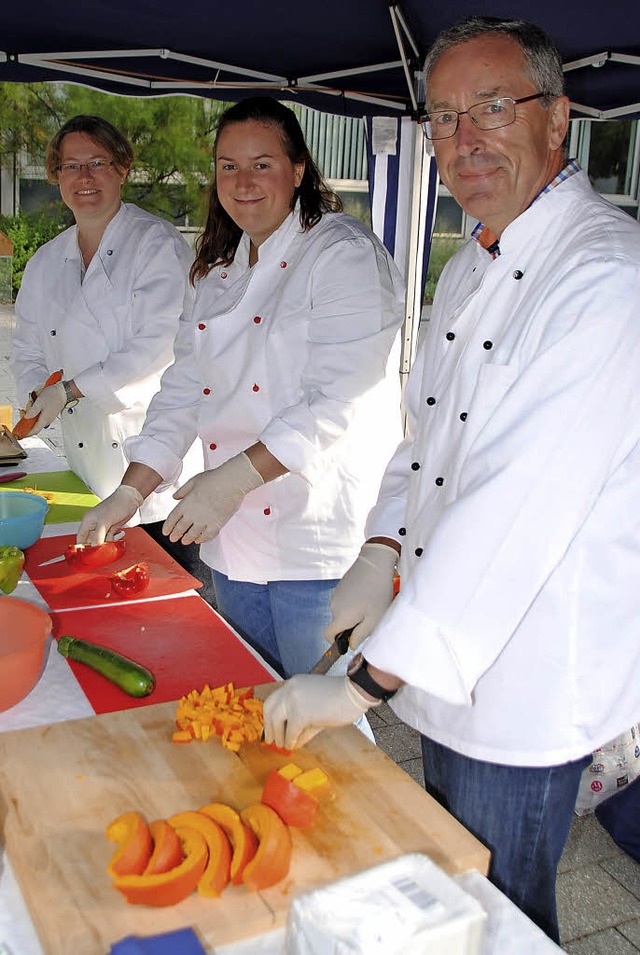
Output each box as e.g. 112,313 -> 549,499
2,0 -> 639,376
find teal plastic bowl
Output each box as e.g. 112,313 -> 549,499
0,491 -> 48,549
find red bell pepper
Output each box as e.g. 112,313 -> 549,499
110,561 -> 150,597
65,539 -> 126,570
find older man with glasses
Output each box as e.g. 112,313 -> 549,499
263,15 -> 640,943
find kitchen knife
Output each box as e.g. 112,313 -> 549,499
309,628 -> 354,675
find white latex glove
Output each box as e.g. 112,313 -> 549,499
77,485 -> 144,545
22,381 -> 66,436
162,452 -> 264,545
324,542 -> 398,650
263,674 -> 377,750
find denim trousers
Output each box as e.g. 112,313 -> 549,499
421,735 -> 591,942
211,571 -> 342,678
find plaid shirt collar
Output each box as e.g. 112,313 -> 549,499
471,159 -> 582,259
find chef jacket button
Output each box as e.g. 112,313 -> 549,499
263,507 -> 271,516
203,387 -> 211,395
446,332 -> 455,341
513,269 -> 524,280
111,442 -> 118,449
106,249 -> 113,256
209,443 -> 217,450
460,412 -> 468,421
67,407 -> 74,414
220,271 -> 228,279
78,442 -> 84,448
398,527 -> 406,536
415,547 -> 424,557
198,323 -> 206,330
411,461 -> 420,471
253,316 -> 262,324
483,340 -> 493,350
252,383 -> 260,392
50,329 -> 56,336
280,261 -> 287,268
435,477 -> 444,486
426,396 -> 436,406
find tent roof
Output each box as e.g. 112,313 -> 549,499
2,1 -> 640,119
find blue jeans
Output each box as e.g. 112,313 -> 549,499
211,572 -> 341,678
421,735 -> 591,943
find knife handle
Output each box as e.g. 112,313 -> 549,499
334,628 -> 354,655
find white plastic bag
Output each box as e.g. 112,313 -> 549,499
575,724 -> 640,815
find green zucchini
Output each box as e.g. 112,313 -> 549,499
57,636 -> 155,697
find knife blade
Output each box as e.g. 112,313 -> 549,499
309,628 -> 354,675
0,471 -> 27,483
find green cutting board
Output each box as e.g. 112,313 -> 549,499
0,470 -> 100,524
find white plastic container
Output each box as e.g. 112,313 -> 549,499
286,853 -> 486,955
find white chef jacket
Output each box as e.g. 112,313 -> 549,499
126,207 -> 405,582
364,170 -> 640,767
11,202 -> 203,524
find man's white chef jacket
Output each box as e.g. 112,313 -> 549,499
364,170 -> 640,766
11,203 -> 202,523
127,208 -> 405,583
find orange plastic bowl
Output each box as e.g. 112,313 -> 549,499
0,597 -> 52,711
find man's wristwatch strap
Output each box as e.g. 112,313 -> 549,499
348,655 -> 397,702
62,380 -> 79,409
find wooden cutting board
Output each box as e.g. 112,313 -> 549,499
0,696 -> 490,954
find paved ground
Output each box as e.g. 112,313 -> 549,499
2,301 -> 639,952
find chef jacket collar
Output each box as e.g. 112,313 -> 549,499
235,202 -> 303,270
471,159 -> 582,260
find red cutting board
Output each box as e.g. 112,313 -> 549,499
51,596 -> 274,713
24,527 -> 203,611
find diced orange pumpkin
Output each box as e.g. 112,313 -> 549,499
106,811 -> 153,878
111,825 -> 209,907
173,683 -> 264,751
278,763 -> 302,781
168,810 -> 232,897
293,768 -> 329,792
142,820 -> 184,876
199,802 -> 258,886
240,803 -> 292,891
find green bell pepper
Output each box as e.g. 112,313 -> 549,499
0,546 -> 26,594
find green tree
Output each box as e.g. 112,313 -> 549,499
0,83 -> 225,226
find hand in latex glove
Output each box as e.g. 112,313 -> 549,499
263,674 -> 376,750
77,485 -> 144,546
324,542 -> 398,650
163,452 -> 264,545
22,381 -> 66,436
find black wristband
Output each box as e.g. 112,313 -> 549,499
348,654 -> 397,702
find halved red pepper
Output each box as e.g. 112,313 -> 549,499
110,561 -> 150,597
65,539 -> 126,570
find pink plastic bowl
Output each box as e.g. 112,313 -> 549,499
0,597 -> 52,711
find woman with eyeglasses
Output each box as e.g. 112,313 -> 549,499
76,97 -> 405,678
11,114 -> 210,590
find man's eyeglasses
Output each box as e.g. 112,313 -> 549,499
56,159 -> 115,177
422,92 -> 549,141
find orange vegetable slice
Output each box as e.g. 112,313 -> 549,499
142,819 -> 184,876
111,825 -> 209,907
199,802 -> 258,885
261,769 -> 318,828
12,370 -> 63,440
168,810 -> 232,897
106,811 -> 153,878
240,803 -> 292,891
